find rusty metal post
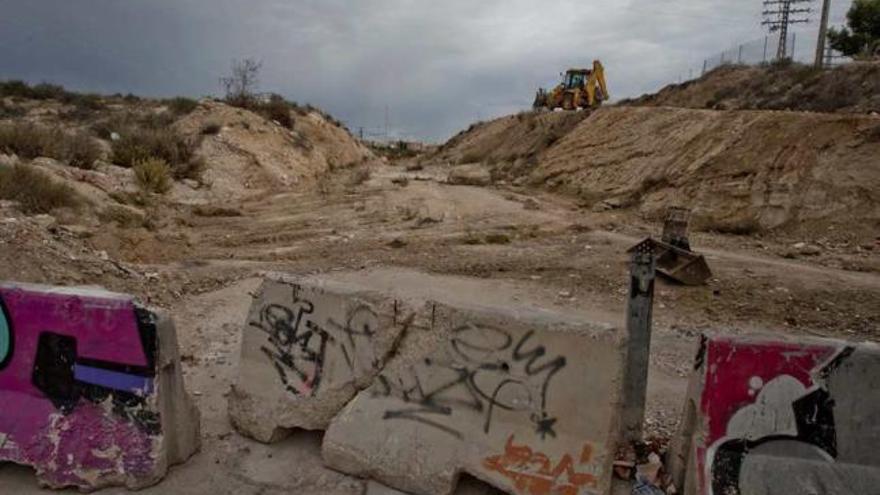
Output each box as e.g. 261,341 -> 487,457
622,242 -> 656,442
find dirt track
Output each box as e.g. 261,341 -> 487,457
2,161 -> 879,494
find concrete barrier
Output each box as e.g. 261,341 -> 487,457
668,334 -> 880,495
0,283 -> 200,490
229,274 -> 418,442
229,269 -> 629,494
322,299 -> 626,495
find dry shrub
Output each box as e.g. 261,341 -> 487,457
0,80 -> 69,101
696,215 -> 761,236
316,173 -> 333,196
133,158 -> 172,195
201,122 -> 222,135
262,95 -> 293,129
225,93 -> 295,129
0,101 -> 26,118
165,97 -> 199,115
172,155 -> 206,181
458,150 -> 484,164
98,204 -> 146,228
0,163 -> 82,213
864,124 -> 880,143
0,123 -> 101,169
138,112 -> 177,130
92,111 -> 175,140
193,205 -> 242,217
64,132 -> 103,169
0,123 -> 53,158
111,127 -> 201,180
347,166 -> 372,186
484,232 -> 512,244
90,113 -> 138,139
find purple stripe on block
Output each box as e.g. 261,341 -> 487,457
74,364 -> 154,395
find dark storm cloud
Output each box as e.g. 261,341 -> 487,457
0,0 -> 854,141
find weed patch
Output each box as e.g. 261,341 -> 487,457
0,163 -> 82,213
133,158 -> 172,194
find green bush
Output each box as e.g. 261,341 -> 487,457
0,163 -> 82,213
133,158 -> 172,194
829,0 -> 880,57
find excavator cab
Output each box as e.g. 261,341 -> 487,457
563,70 -> 589,91
534,60 -> 608,111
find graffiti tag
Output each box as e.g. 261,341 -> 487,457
249,288 -> 380,397
483,435 -> 598,495
377,323 -> 566,440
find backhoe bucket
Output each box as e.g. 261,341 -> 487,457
533,89 -> 548,109
628,238 -> 712,286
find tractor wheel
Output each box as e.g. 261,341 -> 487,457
562,93 -> 575,111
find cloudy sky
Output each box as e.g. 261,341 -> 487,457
0,0 -> 853,141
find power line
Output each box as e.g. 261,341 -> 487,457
762,0 -> 814,60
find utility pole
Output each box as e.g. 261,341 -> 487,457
763,0 -> 813,61
621,242 -> 656,442
824,42 -> 835,67
814,0 -> 832,67
384,105 -> 390,141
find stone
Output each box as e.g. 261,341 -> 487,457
522,198 -> 541,210
0,153 -> 18,167
592,197 -> 628,213
321,278 -> 626,495
668,334 -> 880,495
228,274 -> 418,442
795,243 -> 822,256
0,282 -> 200,490
447,164 -> 492,187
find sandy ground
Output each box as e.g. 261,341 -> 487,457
2,163 -> 879,494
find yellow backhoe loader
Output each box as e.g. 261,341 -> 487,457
533,60 -> 608,111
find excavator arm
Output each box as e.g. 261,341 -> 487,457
586,60 -> 608,107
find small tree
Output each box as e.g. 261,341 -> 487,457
828,0 -> 880,58
220,58 -> 262,106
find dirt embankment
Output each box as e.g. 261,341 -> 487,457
174,102 -> 372,200
1,90 -> 375,264
430,111 -> 592,168
533,107 -> 880,235
432,105 -> 880,238
622,62 -> 880,114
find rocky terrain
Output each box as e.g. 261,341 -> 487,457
622,60 -> 880,114
0,66 -> 878,494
